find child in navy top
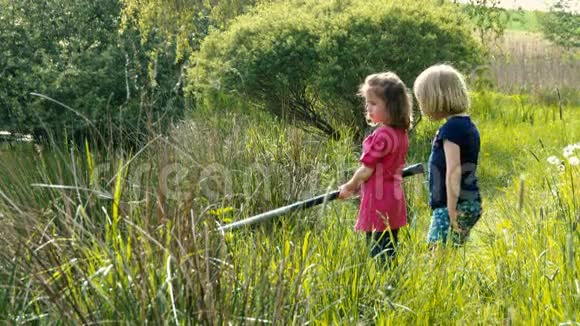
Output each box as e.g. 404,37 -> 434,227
413,64 -> 482,246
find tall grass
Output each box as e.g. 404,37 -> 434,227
488,31 -> 580,98
0,91 -> 578,323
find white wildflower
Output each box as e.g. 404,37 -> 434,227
547,156 -> 560,165
563,143 -> 580,158
568,156 -> 579,166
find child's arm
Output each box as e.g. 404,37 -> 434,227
443,140 -> 462,232
338,165 -> 374,199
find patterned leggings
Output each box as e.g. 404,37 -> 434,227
427,200 -> 482,246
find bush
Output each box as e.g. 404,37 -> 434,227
0,0 -> 185,145
188,0 -> 484,138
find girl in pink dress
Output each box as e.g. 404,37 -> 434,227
339,72 -> 412,264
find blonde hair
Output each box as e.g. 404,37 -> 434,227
358,72 -> 413,130
413,64 -> 470,120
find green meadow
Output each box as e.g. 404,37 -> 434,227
1,0 -> 579,324
0,91 -> 578,324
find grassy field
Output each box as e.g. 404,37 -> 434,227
487,30 -> 580,96
456,4 -> 580,96
477,6 -> 580,96
0,90 -> 578,323
0,1 -> 578,323
505,9 -> 541,32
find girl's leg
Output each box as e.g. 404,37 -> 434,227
367,230 -> 399,264
451,200 -> 483,246
378,229 -> 399,259
366,232 -> 381,258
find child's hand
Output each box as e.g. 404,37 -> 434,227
450,220 -> 463,233
338,182 -> 356,200
448,208 -> 464,233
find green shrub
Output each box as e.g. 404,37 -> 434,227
188,0 -> 484,138
0,0 -> 184,145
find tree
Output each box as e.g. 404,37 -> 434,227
120,0 -> 271,62
0,0 -> 185,143
460,0 -> 509,47
539,0 -> 579,50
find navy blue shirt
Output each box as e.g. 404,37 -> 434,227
428,116 -> 481,209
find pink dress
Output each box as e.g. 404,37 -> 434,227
355,125 -> 409,232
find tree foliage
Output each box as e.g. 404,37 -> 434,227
189,0 -> 483,137
0,0 -> 184,143
120,0 -> 271,61
0,0 -> 486,142
539,0 -> 580,50
460,0 -> 509,46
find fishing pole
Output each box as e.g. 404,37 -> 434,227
218,163 -> 424,232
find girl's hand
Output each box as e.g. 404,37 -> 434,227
339,165 -> 372,200
338,182 -> 356,200
450,219 -> 462,233
448,208 -> 464,233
